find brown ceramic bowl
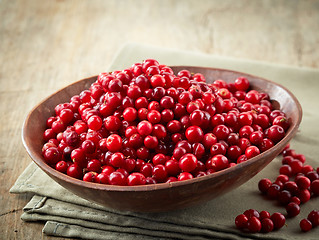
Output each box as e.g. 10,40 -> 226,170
22,66 -> 302,212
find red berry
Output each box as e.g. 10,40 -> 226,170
244,209 -> 260,219
245,146 -> 260,159
178,172 -> 193,181
127,173 -> 146,186
108,171 -> 127,186
234,77 -> 249,91
235,214 -> 248,229
258,178 -> 272,194
67,163 -> 83,179
296,176 -> 311,189
300,219 -> 312,232
286,202 -> 300,217
307,210 -> 319,227
137,120 -> 153,136
247,216 -> 261,233
270,212 -> 286,229
185,126 -> 204,143
261,218 -> 274,233
310,179 -> 319,196
179,154 -> 198,173
106,134 -> 122,152
259,210 -> 271,220
152,164 -> 168,183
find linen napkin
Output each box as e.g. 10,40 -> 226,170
11,42 -> 319,239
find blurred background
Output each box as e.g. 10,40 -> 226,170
1,0 -> 318,239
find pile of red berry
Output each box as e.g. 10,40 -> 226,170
236,145 -> 319,233
42,59 -> 290,186
235,209 -> 286,233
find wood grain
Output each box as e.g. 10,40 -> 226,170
0,0 -> 318,239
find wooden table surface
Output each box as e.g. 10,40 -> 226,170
1,0 -> 318,239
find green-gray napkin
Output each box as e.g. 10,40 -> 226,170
11,43 -> 319,239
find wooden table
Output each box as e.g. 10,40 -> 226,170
1,0 -> 318,239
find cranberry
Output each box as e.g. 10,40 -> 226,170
300,219 -> 312,232
179,154 -> 198,172
267,125 -> 285,143
297,188 -> 311,203
296,176 -> 311,189
67,163 -> 83,179
311,179 -> 319,196
261,218 -> 274,233
258,178 -> 272,194
234,77 -> 250,91
178,172 -> 193,181
106,134 -> 122,152
144,135 -> 158,149
56,160 -> 68,173
185,126 -> 204,143
247,217 -> 261,233
127,173 -> 146,186
87,159 -> 102,173
278,190 -> 292,205
286,202 -> 300,217
244,209 -> 260,219
267,183 -> 281,199
235,214 -> 248,229
165,159 -> 180,176
245,146 -> 260,159
270,212 -> 286,229
307,210 -> 319,227
209,154 -> 229,171
152,164 -> 168,182
212,124 -> 230,140
137,120 -> 153,136
108,171 -> 127,186
259,210 -> 271,220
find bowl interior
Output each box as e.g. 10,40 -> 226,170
22,66 -> 302,212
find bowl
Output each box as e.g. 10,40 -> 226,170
22,66 -> 302,212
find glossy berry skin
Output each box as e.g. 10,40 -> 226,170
179,154 -> 198,173
247,217 -> 261,233
286,202 -> 300,217
152,164 -> 168,183
258,178 -> 272,194
108,171 -> 127,186
296,176 -> 311,189
185,126 -> 204,143
245,146 -> 260,159
56,160 -> 68,173
307,210 -> 319,227
87,115 -> 102,131
178,172 -> 193,181
300,219 -> 312,232
127,173 -> 146,186
270,212 -> 286,229
261,218 -> 274,233
106,134 -> 122,152
243,209 -> 260,219
235,214 -> 248,229
267,125 -> 285,143
67,163 -> 83,179
209,154 -> 229,171
137,120 -> 153,136
43,147 -> 61,165
311,180 -> 319,196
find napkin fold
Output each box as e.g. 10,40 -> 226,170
11,42 -> 319,239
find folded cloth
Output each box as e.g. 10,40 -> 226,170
11,42 -> 319,239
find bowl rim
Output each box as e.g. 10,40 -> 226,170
22,66 -> 303,192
